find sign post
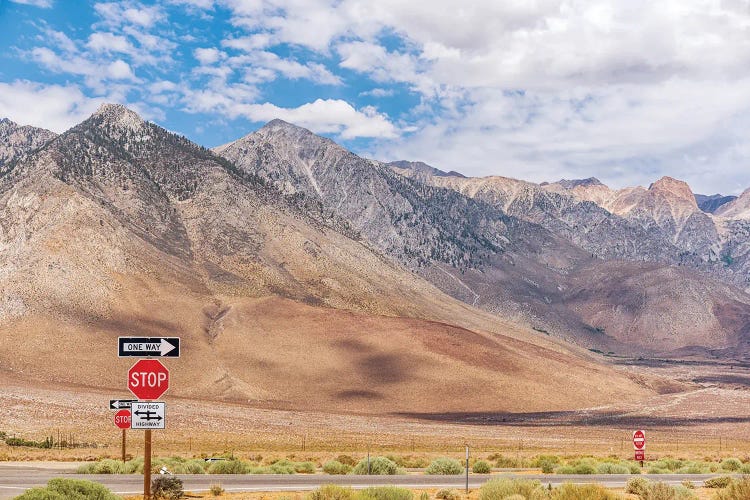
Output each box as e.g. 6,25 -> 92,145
127,358 -> 171,500
113,410 -> 131,463
633,430 -> 646,466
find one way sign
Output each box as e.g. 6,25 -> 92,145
110,399 -> 137,410
118,337 -> 180,358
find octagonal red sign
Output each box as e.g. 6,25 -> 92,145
114,409 -> 131,429
128,359 -> 169,400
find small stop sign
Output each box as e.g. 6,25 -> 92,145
114,409 -> 131,429
128,359 -> 170,400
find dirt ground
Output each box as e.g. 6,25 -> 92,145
3,357 -> 750,462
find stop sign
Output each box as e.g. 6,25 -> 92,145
128,359 -> 169,400
633,430 -> 646,450
114,409 -> 131,429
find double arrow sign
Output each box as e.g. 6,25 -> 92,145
134,409 -> 163,422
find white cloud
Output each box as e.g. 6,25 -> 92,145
232,99 -> 398,138
9,0 -> 53,7
0,81 -> 103,132
94,2 -> 165,28
106,60 -> 137,80
87,32 -> 134,54
359,88 -> 394,98
194,47 -> 226,64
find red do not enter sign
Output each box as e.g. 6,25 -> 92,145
633,429 -> 646,450
114,409 -> 131,429
128,359 -> 169,400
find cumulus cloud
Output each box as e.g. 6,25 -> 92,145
236,99 -> 398,139
194,47 -> 226,64
94,2 -> 165,28
0,81 -> 103,132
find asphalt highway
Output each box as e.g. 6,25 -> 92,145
0,463 -> 727,499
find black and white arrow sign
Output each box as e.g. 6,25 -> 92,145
110,399 -> 137,410
130,402 -> 166,430
118,337 -> 180,357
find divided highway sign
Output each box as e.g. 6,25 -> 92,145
131,402 -> 166,430
118,337 -> 180,358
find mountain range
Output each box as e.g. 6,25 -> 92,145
1,103 -> 749,414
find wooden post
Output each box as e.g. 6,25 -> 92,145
122,429 -> 126,463
144,430 -> 152,500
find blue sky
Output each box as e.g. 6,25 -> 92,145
1,0 -> 750,194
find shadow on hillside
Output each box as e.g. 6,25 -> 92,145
395,411 -> 750,427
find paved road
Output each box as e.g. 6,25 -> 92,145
0,464 -> 727,499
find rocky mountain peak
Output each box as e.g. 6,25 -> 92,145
648,176 -> 697,206
553,177 -> 605,189
90,103 -> 145,132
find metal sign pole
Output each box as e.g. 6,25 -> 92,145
465,445 -> 469,493
122,429 -> 126,463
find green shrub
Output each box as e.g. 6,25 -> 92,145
627,462 -> 642,474
13,488 -> 68,499
179,459 -> 207,474
207,460 -> 251,474
353,457 -> 398,475
472,460 -> 491,474
530,455 -> 561,468
705,476 -> 734,488
268,460 -> 297,474
435,489 -> 458,500
426,458 -> 463,475
13,478 -> 121,500
549,482 -> 623,499
625,477 -> 651,497
596,463 -> 630,474
741,464 -> 750,474
75,459 -> 128,474
553,466 -> 576,474
357,486 -> 413,500
209,484 -> 225,496
419,493 -> 430,500
555,462 -> 595,475
308,484 -> 355,500
151,476 -> 184,500
722,458 -> 743,472
670,485 -> 697,499
715,476 -> 750,500
323,460 -> 352,475
540,461 -> 556,474
294,461 -> 316,474
676,463 -> 708,474
647,467 -> 671,474
478,478 -> 546,500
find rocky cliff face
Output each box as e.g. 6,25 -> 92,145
0,118 -> 56,174
216,119 -> 508,270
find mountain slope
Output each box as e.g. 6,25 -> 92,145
0,104 -> 653,414
215,124 -> 750,357
0,118 -> 56,173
